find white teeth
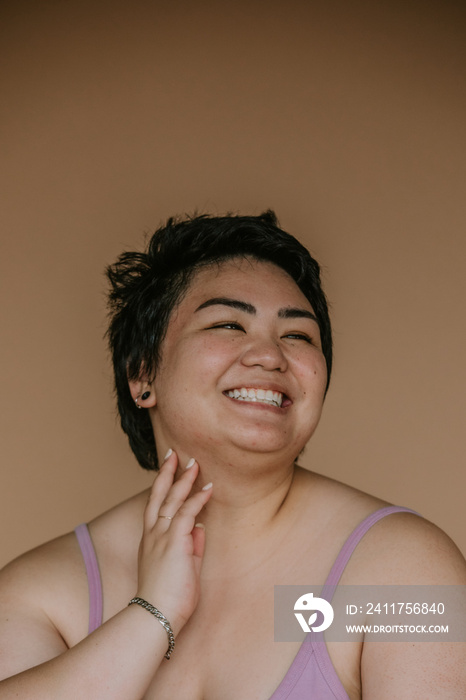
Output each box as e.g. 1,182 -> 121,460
226,387 -> 283,407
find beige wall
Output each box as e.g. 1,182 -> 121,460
1,0 -> 465,566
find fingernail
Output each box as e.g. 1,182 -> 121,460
185,458 -> 195,469
163,448 -> 173,461
194,523 -> 205,530
202,482 -> 213,491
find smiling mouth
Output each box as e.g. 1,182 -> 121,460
224,387 -> 288,408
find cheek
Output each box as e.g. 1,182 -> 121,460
196,336 -> 241,371
160,336 -> 238,390
295,353 -> 328,396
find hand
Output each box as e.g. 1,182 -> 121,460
135,450 -> 212,636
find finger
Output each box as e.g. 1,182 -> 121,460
168,483 -> 213,537
156,460 -> 200,519
144,450 -> 179,529
145,455 -> 201,530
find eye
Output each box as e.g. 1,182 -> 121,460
283,332 -> 313,344
208,322 -> 245,332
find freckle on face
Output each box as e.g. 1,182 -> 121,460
152,258 -> 327,456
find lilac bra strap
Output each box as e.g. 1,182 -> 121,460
321,505 -> 419,600
74,523 -> 103,634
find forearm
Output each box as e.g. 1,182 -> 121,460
0,605 -> 173,699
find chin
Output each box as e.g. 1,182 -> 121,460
227,435 -> 306,460
228,422 -> 315,452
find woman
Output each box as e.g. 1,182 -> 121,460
0,211 -> 465,698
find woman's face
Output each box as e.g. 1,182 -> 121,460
150,257 -> 328,466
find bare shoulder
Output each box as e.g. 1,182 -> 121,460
344,510 -> 466,585
0,530 -> 90,636
0,530 -> 88,679
297,471 -> 466,697
0,487 -> 147,676
348,512 -> 466,697
294,465 -> 389,513
295,467 -> 466,584
0,489 -> 146,683
292,466 -> 389,537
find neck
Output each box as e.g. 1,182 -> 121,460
168,445 -> 301,572
198,460 -> 294,525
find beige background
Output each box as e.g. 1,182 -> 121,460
1,0 -> 465,567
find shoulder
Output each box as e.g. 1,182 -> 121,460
302,472 -> 466,696
0,489 -> 147,650
0,529 -> 90,678
0,529 -> 86,599
294,467 -> 466,584
0,529 -> 90,645
350,514 -> 466,697
344,510 -> 466,585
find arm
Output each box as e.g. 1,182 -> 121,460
359,516 -> 466,699
0,604 -> 179,699
0,451 -> 211,699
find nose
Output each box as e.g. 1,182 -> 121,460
240,336 -> 288,372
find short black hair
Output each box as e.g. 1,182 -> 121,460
106,211 -> 332,470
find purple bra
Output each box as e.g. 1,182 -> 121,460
75,505 -> 418,699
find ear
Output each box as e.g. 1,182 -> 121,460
128,378 -> 157,409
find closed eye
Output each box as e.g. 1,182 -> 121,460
283,333 -> 313,343
208,322 -> 245,332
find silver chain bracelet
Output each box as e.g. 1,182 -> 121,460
128,597 -> 175,659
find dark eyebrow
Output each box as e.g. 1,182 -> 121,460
278,307 -> 318,322
195,297 -> 256,314
195,298 -> 317,322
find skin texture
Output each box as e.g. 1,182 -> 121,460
147,258 -> 328,473
0,258 -> 465,699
